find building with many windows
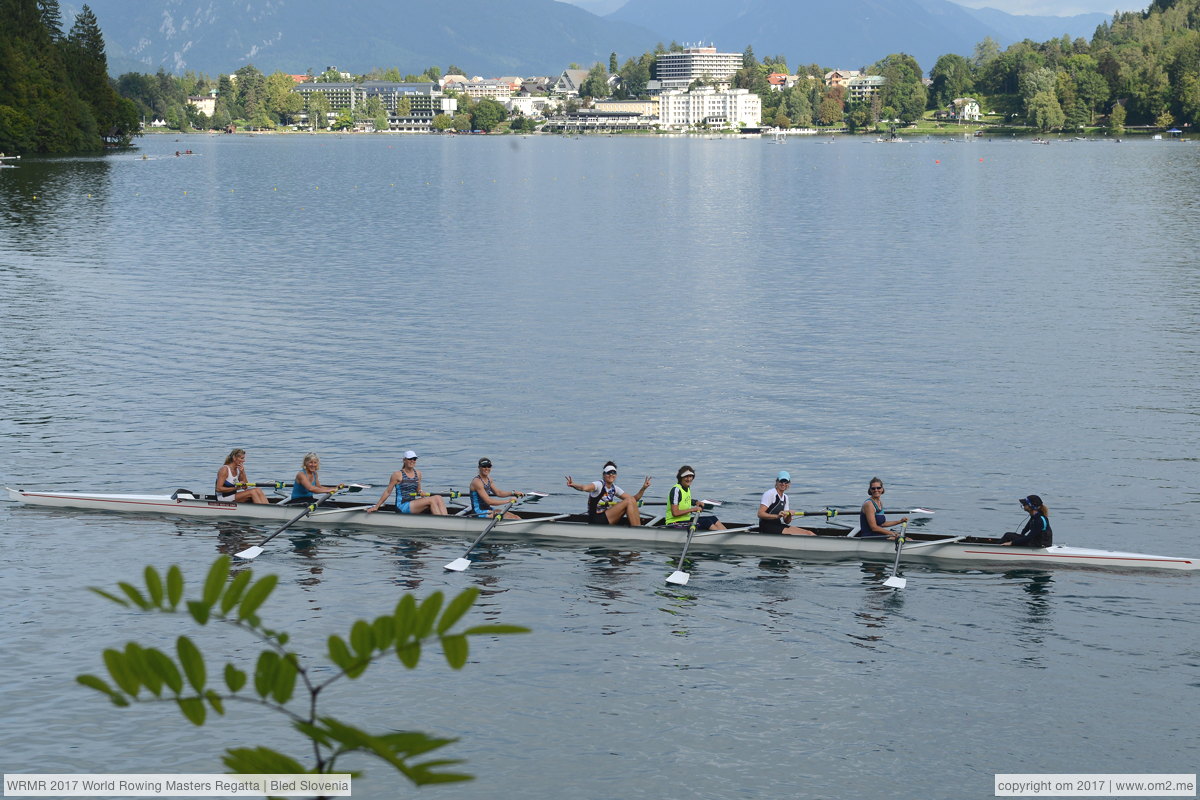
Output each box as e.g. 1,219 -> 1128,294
657,87 -> 760,129
846,75 -> 886,101
292,81 -> 456,131
653,46 -> 743,92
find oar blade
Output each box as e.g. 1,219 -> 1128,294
444,557 -> 472,572
665,570 -> 691,586
235,545 -> 264,560
883,575 -> 907,589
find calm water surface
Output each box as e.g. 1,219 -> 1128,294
1,133 -> 1197,799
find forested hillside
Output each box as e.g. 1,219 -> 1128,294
0,0 -> 139,154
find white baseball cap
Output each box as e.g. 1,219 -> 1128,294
404,450 -> 418,459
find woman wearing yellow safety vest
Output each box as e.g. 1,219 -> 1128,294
665,466 -> 726,531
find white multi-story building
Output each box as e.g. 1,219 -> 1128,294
654,46 -> 743,91
657,87 -> 761,129
846,75 -> 886,101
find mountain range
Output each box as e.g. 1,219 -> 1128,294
71,0 -> 1112,78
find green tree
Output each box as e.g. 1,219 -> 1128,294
609,52 -> 618,73
1027,89 -> 1065,130
1107,101 -> 1126,134
77,557 -> 527,781
929,53 -> 974,109
431,113 -> 454,131
872,53 -> 928,123
305,91 -> 329,129
264,71 -> 302,125
579,63 -> 611,99
452,113 -> 471,131
471,98 -> 507,132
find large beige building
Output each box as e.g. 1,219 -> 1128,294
657,87 -> 761,129
654,46 -> 743,91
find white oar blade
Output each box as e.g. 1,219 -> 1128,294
666,570 -> 691,586
444,557 -> 472,572
235,545 -> 264,560
883,575 -> 907,589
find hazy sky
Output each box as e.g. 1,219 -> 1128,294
565,0 -> 1139,17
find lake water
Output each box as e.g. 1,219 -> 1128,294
1,132 -> 1197,799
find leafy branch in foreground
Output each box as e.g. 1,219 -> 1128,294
78,556 -> 527,784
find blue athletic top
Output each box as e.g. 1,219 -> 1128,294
471,477 -> 495,516
397,470 -> 420,508
859,498 -> 886,537
290,478 -> 315,502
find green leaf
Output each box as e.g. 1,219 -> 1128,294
271,655 -> 298,704
146,649 -> 183,695
76,673 -> 117,698
349,619 -> 374,657
397,640 -> 421,669
87,587 -> 129,607
414,592 -> 444,638
436,587 -> 478,634
254,651 -> 280,698
461,624 -> 532,636
327,635 -> 352,670
205,690 -> 225,715
372,615 -> 396,650
103,648 -> 139,695
224,663 -> 247,693
441,634 -> 468,669
166,565 -> 184,609
187,600 -> 210,625
125,643 -> 163,696
117,581 -> 150,610
143,566 -> 164,607
393,594 -> 417,642
202,555 -> 231,606
222,746 -> 307,775
219,570 -> 252,615
177,696 -> 206,726
237,574 -> 277,621
176,636 -> 206,692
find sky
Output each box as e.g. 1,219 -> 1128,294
565,0 -> 1140,18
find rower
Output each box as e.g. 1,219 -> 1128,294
367,450 -> 448,515
756,471 -> 814,535
565,461 -> 650,526
857,477 -> 908,538
469,458 -> 523,520
999,495 -> 1052,547
665,466 -> 725,531
215,448 -> 268,504
287,452 -> 345,505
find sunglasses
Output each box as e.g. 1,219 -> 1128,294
777,479 -> 790,484
603,470 -> 617,475
869,486 -> 884,492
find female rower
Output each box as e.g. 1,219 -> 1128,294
858,477 -> 908,539
288,452 -> 345,504
665,466 -> 726,531
215,448 -> 268,504
757,471 -> 814,535
565,462 -> 651,526
999,495 -> 1052,547
368,451 -> 448,515
469,457 -> 523,520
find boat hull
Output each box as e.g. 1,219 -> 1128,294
6,488 -> 1197,572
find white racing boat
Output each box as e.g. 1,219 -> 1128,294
6,487 -> 1197,572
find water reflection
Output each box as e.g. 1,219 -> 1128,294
1001,569 -> 1055,668
0,157 -> 114,248
847,562 -> 907,648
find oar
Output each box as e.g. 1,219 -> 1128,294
883,521 -> 910,589
444,494 -> 535,572
235,482 -> 371,493
308,504 -> 374,517
665,511 -> 701,586
235,487 -> 345,560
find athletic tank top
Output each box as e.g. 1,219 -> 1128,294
397,469 -> 420,506
471,476 -> 495,515
859,498 -> 885,536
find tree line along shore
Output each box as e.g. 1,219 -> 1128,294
2,0 -> 1198,154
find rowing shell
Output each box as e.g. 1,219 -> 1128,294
6,488 -> 1197,572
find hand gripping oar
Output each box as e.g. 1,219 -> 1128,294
665,511 -> 702,586
443,494 -> 535,572
235,487 -> 345,560
883,521 -> 910,589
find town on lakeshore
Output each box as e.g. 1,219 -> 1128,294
2,0 -> 1198,155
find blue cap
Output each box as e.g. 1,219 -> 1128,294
776,471 -> 791,482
